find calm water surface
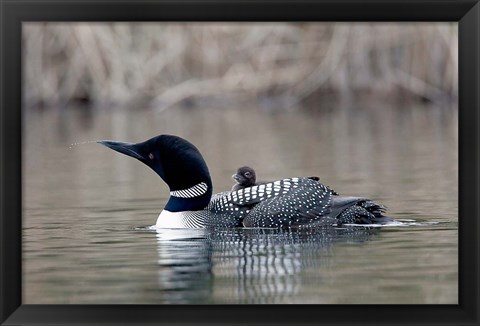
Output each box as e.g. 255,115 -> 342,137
23,102 -> 458,304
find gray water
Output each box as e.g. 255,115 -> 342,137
23,102 -> 458,304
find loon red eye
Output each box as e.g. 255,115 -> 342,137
148,153 -> 154,160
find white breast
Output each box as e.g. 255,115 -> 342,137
155,210 -> 205,229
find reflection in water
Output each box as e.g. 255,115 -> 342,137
154,227 -> 379,304
155,229 -> 213,304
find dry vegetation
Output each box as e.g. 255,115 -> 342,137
23,23 -> 457,110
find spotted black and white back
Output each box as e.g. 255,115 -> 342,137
206,177 -> 335,228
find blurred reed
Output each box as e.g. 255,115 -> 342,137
23,23 -> 457,110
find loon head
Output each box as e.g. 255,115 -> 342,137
98,134 -> 212,212
232,166 -> 256,187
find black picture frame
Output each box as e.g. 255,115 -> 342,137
1,0 -> 478,325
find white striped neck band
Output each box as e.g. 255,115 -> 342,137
170,182 -> 208,198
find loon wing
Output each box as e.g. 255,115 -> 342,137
207,177 -> 332,228
241,178 -> 336,228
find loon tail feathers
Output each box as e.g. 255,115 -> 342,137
332,196 -> 391,225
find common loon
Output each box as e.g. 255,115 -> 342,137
98,134 -> 392,229
232,166 -> 257,191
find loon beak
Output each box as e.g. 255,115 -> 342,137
97,140 -> 145,161
232,174 -> 241,181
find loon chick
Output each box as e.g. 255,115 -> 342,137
232,166 -> 257,191
98,134 -> 392,229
